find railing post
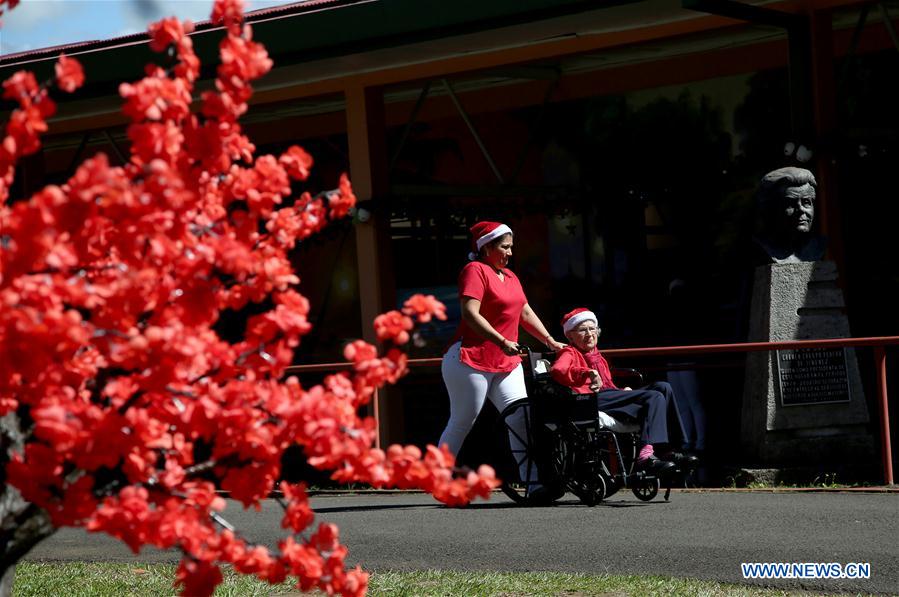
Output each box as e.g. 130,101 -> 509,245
874,347 -> 894,485
372,388 -> 381,451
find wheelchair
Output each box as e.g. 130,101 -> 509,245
493,348 -> 681,506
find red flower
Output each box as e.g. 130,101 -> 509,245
220,463 -> 278,507
200,90 -> 244,122
31,401 -> 82,452
402,293 -> 448,323
55,54 -> 85,93
233,545 -> 274,576
0,1 -> 499,595
328,173 -> 356,219
175,559 -> 223,597
279,482 -> 315,533
343,340 -> 378,363
50,475 -> 98,526
147,17 -> 194,53
218,34 -> 272,88
309,522 -> 340,552
341,567 -> 370,597
279,145 -> 313,181
120,75 -> 191,123
211,0 -> 245,34
86,486 -> 153,553
373,311 -> 413,344
0,0 -> 21,19
6,103 -> 52,156
127,121 -> 184,163
2,70 -> 38,102
279,536 -> 323,586
0,396 -> 17,416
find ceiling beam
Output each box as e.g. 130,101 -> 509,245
682,0 -> 803,29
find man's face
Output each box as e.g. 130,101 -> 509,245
565,321 -> 599,353
781,183 -> 815,234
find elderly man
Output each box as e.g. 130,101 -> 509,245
550,308 -> 697,474
753,166 -> 827,263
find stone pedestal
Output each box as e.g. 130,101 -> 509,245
740,261 -> 874,466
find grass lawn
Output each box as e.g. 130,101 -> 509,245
10,562 -> 845,596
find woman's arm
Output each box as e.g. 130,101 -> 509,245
520,303 -> 566,352
461,297 -> 520,356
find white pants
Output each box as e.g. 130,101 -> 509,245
438,342 -> 541,491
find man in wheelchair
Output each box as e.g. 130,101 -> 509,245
550,308 -> 698,475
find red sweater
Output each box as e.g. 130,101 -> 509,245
550,346 -> 619,394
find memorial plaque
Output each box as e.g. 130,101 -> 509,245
776,347 -> 851,406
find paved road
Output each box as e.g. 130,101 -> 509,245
26,490 -> 898,594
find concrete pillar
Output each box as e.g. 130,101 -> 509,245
344,85 -> 402,446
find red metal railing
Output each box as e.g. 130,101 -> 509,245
285,336 -> 899,485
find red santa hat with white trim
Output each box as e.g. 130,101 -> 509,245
468,221 -> 513,261
561,308 -> 598,334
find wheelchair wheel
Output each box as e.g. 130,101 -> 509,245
495,399 -> 553,505
603,477 -> 621,499
632,477 -> 660,502
572,472 -> 606,506
552,424 -> 608,507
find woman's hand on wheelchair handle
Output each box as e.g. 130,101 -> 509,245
545,336 -> 567,352
500,338 -> 521,356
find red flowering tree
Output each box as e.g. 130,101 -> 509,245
0,0 -> 498,595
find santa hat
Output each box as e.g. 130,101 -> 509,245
562,308 -> 598,334
468,221 -> 513,261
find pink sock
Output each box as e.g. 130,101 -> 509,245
638,444 -> 654,462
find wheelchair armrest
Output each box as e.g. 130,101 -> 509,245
533,358 -> 552,376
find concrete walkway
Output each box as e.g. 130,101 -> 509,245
26,490 -> 899,595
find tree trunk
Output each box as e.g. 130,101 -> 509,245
0,499 -> 54,595
0,566 -> 14,597
1,413 -> 55,597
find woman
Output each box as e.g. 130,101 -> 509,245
438,221 -> 565,459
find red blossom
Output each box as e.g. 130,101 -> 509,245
148,17 -> 194,53
328,173 -> 356,219
343,339 -> 378,363
374,310 -> 413,344
210,0 -> 245,34
2,70 -> 38,102
175,559 -> 223,597
127,121 -> 184,164
279,145 -> 313,181
120,75 -> 192,122
280,536 -> 324,586
54,54 -> 85,93
402,293 -> 448,323
6,103 -> 52,156
218,33 -> 272,90
0,0 -> 21,19
0,1 -> 499,596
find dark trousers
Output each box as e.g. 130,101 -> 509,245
596,381 -> 687,447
